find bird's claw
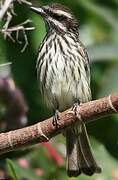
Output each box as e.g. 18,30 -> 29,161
72,102 -> 82,120
72,102 -> 79,115
53,110 -> 60,128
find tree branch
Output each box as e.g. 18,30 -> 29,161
0,93 -> 118,155
0,0 -> 34,52
0,0 -> 13,20
0,0 -> 31,20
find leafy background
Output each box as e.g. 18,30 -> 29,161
0,0 -> 118,179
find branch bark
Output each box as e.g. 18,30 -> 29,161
0,93 -> 118,155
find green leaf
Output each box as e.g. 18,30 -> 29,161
0,35 -> 7,64
79,0 -> 118,30
98,64 -> 118,97
7,158 -> 42,180
7,159 -> 19,180
30,12 -> 46,52
88,44 -> 118,62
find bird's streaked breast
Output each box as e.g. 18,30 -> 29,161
37,31 -> 91,110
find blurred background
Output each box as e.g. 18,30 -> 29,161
0,0 -> 118,179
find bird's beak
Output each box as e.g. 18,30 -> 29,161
30,6 -> 45,16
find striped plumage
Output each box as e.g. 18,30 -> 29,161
37,31 -> 91,111
31,4 -> 101,177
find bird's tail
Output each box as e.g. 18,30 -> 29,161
66,123 -> 101,177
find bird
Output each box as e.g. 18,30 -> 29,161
30,3 -> 101,177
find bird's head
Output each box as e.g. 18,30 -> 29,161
30,4 -> 79,33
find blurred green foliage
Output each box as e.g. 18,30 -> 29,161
0,0 -> 118,179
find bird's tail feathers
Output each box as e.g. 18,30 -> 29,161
66,123 -> 101,177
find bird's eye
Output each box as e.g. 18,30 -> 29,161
50,12 -> 67,21
53,14 -> 67,21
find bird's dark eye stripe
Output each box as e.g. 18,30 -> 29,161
52,13 -> 67,21
45,9 -> 67,21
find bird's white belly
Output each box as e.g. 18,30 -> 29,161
39,33 -> 91,111
51,73 -> 75,111
42,57 -> 90,111
43,58 -> 73,110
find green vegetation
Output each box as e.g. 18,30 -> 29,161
0,0 -> 118,179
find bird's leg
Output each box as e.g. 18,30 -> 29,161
71,100 -> 82,120
53,109 -> 60,128
67,100 -> 82,120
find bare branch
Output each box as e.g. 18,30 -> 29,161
0,19 -> 35,52
17,0 -> 32,6
0,93 -> 118,155
0,0 -> 13,20
0,0 -> 32,20
0,0 -> 34,52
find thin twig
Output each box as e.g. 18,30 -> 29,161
0,0 -> 13,20
0,0 -> 32,20
0,19 -> 35,52
0,93 -> 118,155
17,0 -> 32,6
0,0 -> 33,52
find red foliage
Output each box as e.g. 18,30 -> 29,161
42,142 -> 64,166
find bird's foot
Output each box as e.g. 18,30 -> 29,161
53,109 -> 60,128
72,102 -> 80,115
72,101 -> 82,120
